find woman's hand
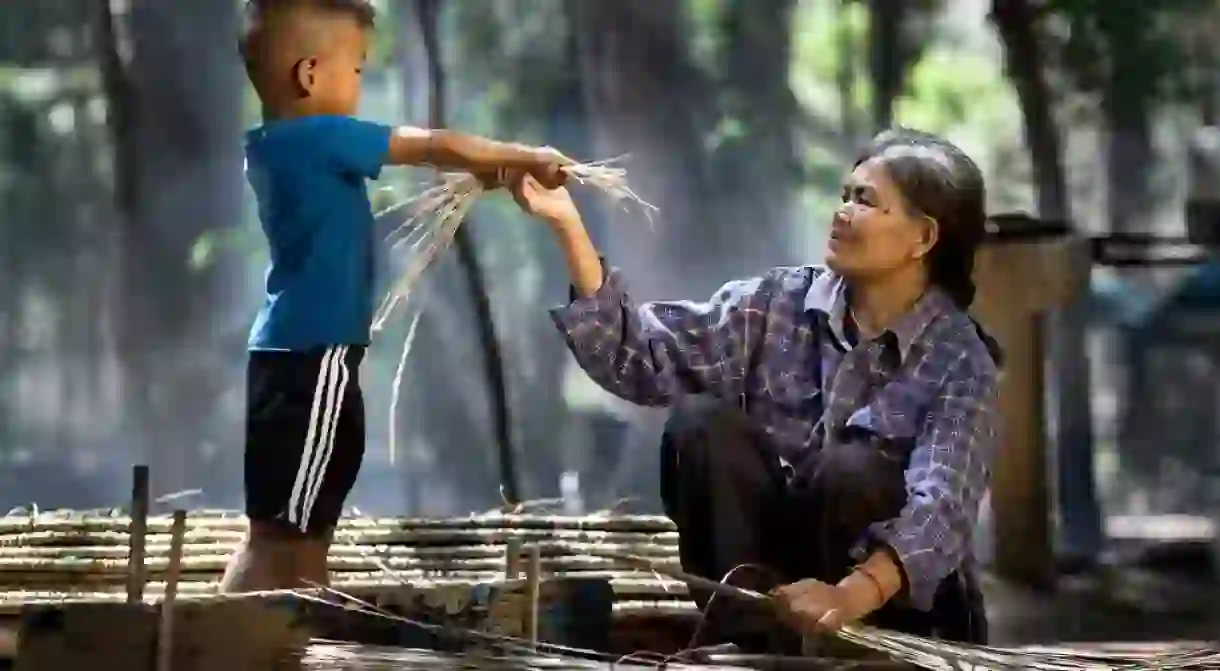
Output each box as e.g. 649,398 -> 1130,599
511,173 -> 580,225
771,555 -> 899,636
510,172 -> 602,296
770,579 -> 858,635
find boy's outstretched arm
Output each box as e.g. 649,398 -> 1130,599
388,126 -> 568,187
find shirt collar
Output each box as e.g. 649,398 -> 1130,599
803,271 -> 951,361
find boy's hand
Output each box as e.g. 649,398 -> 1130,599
474,147 -> 569,191
525,146 -> 572,190
511,173 -> 579,225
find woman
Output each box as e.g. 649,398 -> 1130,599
512,128 -> 1001,647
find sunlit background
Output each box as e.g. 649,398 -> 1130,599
2,0 -> 1220,585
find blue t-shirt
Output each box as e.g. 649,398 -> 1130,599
244,115 -> 393,351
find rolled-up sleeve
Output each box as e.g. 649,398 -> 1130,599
863,351 -> 999,611
548,260 -> 770,407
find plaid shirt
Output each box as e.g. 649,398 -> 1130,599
549,262 -> 1000,611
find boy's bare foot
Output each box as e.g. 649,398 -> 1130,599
219,521 -> 332,593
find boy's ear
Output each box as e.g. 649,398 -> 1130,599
292,57 -> 318,96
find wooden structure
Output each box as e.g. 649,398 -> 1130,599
11,578 -> 615,671
1,508 -> 1218,669
973,216 -> 1090,587
0,508 -> 690,668
0,468 -> 1215,669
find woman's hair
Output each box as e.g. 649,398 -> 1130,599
854,128 -> 988,310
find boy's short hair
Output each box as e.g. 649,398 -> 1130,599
239,0 -> 376,67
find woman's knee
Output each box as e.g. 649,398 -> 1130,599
662,396 -> 755,459
660,396 -> 770,513
801,444 -> 907,525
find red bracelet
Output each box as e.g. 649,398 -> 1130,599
854,565 -> 887,608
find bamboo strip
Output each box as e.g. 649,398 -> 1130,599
0,574 -> 691,605
0,528 -> 679,548
0,554 -> 683,575
612,600 -> 700,617
0,540 -> 678,560
0,513 -> 677,535
0,576 -> 692,603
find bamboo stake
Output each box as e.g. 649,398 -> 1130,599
156,510 -> 186,671
525,544 -> 541,648
504,537 -> 522,579
126,465 -> 150,603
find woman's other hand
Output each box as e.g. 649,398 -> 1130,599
511,173 -> 580,226
770,578 -> 857,635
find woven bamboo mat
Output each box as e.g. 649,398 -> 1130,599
0,510 -> 678,534
0,510 -> 693,619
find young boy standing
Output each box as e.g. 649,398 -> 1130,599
221,0 -> 568,592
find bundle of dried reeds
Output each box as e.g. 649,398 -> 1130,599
371,157 -> 655,333
836,626 -> 1220,671
367,159 -> 656,465
592,551 -> 1220,671
299,641 -> 730,670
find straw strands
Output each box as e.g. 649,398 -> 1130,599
300,578 -> 1220,671
372,157 -> 655,332
367,157 -> 656,471
834,626 -> 1220,671
586,551 -> 1220,671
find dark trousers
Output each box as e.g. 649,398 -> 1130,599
659,396 -> 987,647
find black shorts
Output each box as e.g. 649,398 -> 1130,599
244,345 -> 366,535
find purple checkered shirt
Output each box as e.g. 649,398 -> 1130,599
549,262 -> 1000,611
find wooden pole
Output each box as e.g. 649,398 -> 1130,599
524,544 -> 541,647
413,0 -> 521,504
973,229 -> 1086,587
126,464 -> 150,603
156,510 -> 187,671
504,537 -> 522,579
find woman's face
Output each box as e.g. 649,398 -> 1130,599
825,158 -> 937,279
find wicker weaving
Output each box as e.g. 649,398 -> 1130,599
0,511 -> 691,620
3,509 -> 1219,670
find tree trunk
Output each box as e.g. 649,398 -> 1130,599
415,0 -> 521,505
567,0 -> 717,295
867,0 -> 907,132
514,17 -> 605,506
99,0 -> 244,499
714,0 -> 802,269
992,0 -> 1103,575
991,0 -> 1068,221
1102,59 -> 1154,236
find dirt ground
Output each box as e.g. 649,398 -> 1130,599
987,549 -> 1219,645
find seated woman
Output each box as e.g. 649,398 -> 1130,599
511,128 -> 1001,647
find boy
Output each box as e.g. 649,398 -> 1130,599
221,0 -> 568,593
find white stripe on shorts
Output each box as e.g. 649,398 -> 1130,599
286,346 -> 342,528
300,345 -> 351,531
